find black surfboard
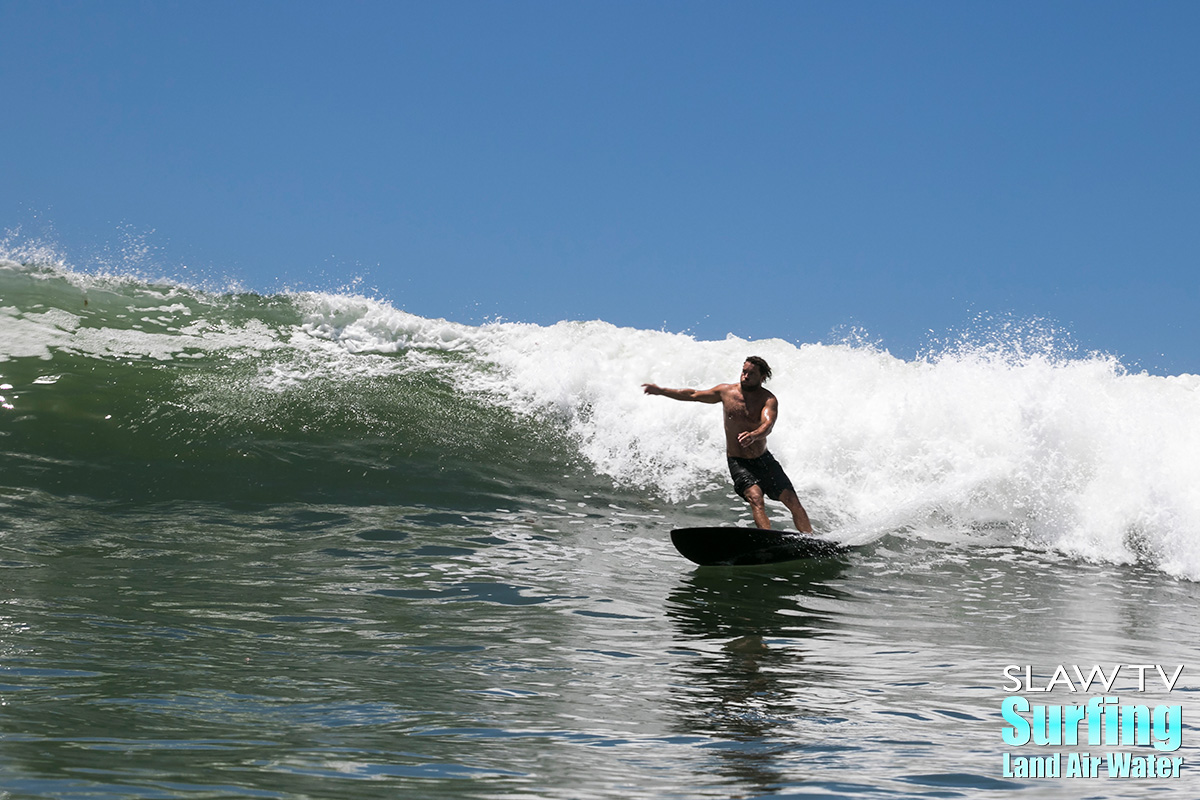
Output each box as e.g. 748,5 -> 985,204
671,526 -> 850,566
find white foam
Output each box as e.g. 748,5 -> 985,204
294,291 -> 481,353
293,300 -> 1200,579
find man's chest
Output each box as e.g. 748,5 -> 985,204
724,394 -> 762,422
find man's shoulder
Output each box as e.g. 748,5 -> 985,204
746,387 -> 777,406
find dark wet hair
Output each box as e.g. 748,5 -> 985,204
745,355 -> 772,380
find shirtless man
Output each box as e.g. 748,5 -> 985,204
642,356 -> 814,533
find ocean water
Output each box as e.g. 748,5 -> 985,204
2,252 -> 1199,799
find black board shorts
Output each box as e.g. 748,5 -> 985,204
727,451 -> 794,501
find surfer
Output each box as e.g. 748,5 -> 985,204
642,356 -> 814,534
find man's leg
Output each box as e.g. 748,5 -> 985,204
778,488 -> 813,534
744,485 -> 771,529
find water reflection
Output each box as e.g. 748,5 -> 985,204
663,561 -> 853,793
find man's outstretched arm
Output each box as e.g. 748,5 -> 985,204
642,383 -> 724,403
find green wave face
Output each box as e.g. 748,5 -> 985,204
0,261 -> 574,507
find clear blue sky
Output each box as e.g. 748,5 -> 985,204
4,1 -> 1198,373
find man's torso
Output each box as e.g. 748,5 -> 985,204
720,383 -> 773,458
